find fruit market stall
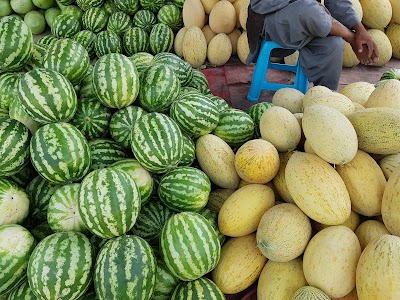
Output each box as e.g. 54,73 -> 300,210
1,0 -> 400,299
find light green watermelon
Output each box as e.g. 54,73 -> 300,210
0,72 -> 19,109
73,30 -> 97,58
139,0 -> 164,13
114,0 -> 139,15
107,11 -> 131,35
94,30 -> 122,57
188,69 -> 212,95
123,27 -> 150,55
149,23 -> 174,54
178,133 -> 195,167
132,9 -> 156,33
152,258 -> 181,300
76,0 -> 104,10
152,52 -> 193,86
88,138 -> 130,171
157,4 -> 183,32
81,7 -> 108,33
129,51 -> 153,79
170,277 -> 225,300
51,14 -> 81,38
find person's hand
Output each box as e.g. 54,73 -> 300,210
352,26 -> 380,65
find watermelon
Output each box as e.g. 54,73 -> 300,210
94,235 -> 156,300
73,30 -> 97,58
51,14 -> 81,38
380,68 -> 400,81
0,225 -> 36,296
158,166 -> 211,212
0,118 -> 30,177
153,258 -> 181,300
88,138 -> 130,170
89,234 -> 108,256
0,108 -> 8,120
0,16 -> 33,71
30,122 -> 91,184
70,97 -> 112,141
77,168 -> 141,238
138,64 -> 181,112
170,92 -> 220,137
6,279 -> 37,299
208,95 -> 230,113
94,30 -> 123,57
123,27 -> 150,55
102,0 -> 116,15
139,0 -> 165,13
132,9 -> 156,33
4,162 -> 37,189
160,211 -> 221,281
61,5 -> 84,22
109,105 -> 147,148
213,108 -> 255,147
171,277 -> 225,300
79,66 -> 97,99
131,112 -> 183,173
17,68 -> 77,124
36,34 -> 58,47
130,199 -> 175,244
247,101 -> 274,138
30,221 -> 54,242
198,207 -> 225,245
47,183 -> 87,233
82,7 -> 108,33
129,52 -> 153,79
187,69 -> 212,95
179,133 -> 195,166
27,232 -> 94,300
24,43 -> 47,70
76,0 -> 104,10
149,23 -> 174,54
43,38 -> 90,86
92,53 -> 139,108
114,0 -> 139,15
157,4 -> 183,32
0,179 -> 30,226
110,159 -> 154,205
152,52 -> 193,86
0,73 -> 19,110
173,0 -> 184,8
107,11 -> 131,35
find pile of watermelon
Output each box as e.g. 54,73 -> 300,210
0,16 -> 264,300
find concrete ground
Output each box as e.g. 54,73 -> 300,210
202,56 -> 400,111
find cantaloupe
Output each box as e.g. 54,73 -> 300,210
356,235 -> 400,299
211,233 -> 267,294
302,85 -> 332,104
302,105 -> 358,165
256,203 -> 312,262
207,33 -> 232,66
359,0 -> 392,30
313,210 -> 360,233
234,139 -> 280,184
292,286 -> 331,300
182,26 -> 207,68
202,24 -> 216,45
340,81 -> 375,106
355,220 -> 390,250
385,22 -> 400,59
272,151 -> 295,204
379,153 -> 400,180
271,88 -> 304,113
302,91 -> 355,116
303,226 -> 362,298
342,41 -> 360,67
364,79 -> 400,109
285,152 -> 351,225
389,0 -> 400,23
381,168 -> 400,236
367,29 -> 393,67
227,28 -> 241,55
182,0 -> 206,28
239,2 -> 248,30
209,0 -> 236,34
237,30 -> 249,64
174,27 -> 187,57
199,0 -> 219,14
257,258 -> 307,300
233,0 -> 249,28
218,184 -> 275,237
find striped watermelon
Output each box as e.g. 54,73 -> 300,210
107,11 -> 131,35
138,64 -> 181,112
26,175 -> 62,222
82,7 -> 108,33
89,234 -> 108,256
70,98 -> 112,140
0,73 -> 20,110
92,53 -> 139,108
4,162 -> 37,190
0,119 -> 30,177
103,0 -> 116,15
179,133 -> 195,166
213,108 -> 255,147
61,5 -> 84,23
247,102 -> 274,138
79,66 -> 97,99
170,92 -> 220,137
94,235 -> 156,300
6,279 -> 37,299
58,0 -> 75,6
51,14 -> 81,38
73,30 -> 97,58
209,95 -> 230,113
30,221 -> 54,242
0,17 -> 33,71
188,69 -> 212,95
198,207 -> 225,245
115,0 -> 139,15
77,168 -> 141,238
149,23 -> 174,54
36,34 -> 58,47
30,122 -> 91,184
157,4 -> 183,32
110,159 -> 154,205
76,0 -> 104,10
0,225 -> 36,296
131,112 -> 183,173
153,258 -> 181,300
109,105 -> 147,148
47,183 -> 87,233
123,27 -> 150,55
152,52 -> 193,86
17,68 -> 77,124
139,0 -> 165,13
132,10 -> 156,33
172,0 -> 184,8
171,277 -> 225,300
88,138 -> 129,170
94,30 -> 122,57
24,43 -> 47,70
0,108 -> 8,120
130,199 -> 175,244
43,38 -> 90,86
158,167 -> 211,212
160,211 -> 221,281
129,52 -> 154,79
27,232 -> 94,300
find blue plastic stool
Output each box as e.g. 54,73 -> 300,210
247,40 -> 309,102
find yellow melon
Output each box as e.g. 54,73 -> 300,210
201,24 -> 216,45
218,184 -> 275,237
237,30 -> 249,64
256,203 -> 312,262
199,0 -> 219,14
234,139 -> 280,184
272,151 -> 295,204
379,153 -> 400,180
207,33 -> 232,66
182,26 -> 207,68
302,91 -> 355,116
350,0 -> 363,20
356,235 -> 400,299
381,168 -> 400,236
359,0 -> 392,30
332,288 -> 359,300
182,0 -> 206,28
386,22 -> 400,59
340,81 -> 375,106
313,210 -> 361,233
389,0 -> 400,23
209,0 -> 236,34
239,2 -> 248,30
173,27 -> 187,57
303,226 -> 362,298
211,233 -> 267,294
227,28 -> 241,55
367,29 -> 393,67
285,152 -> 351,225
233,0 -> 249,28
283,50 -> 299,65
257,258 -> 307,300
271,88 -> 304,113
342,41 -> 360,67
355,220 -> 390,250
302,85 -> 332,102
365,79 -> 400,109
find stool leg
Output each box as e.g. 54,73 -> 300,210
295,58 -> 309,94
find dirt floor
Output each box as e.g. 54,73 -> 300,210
201,56 -> 400,112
